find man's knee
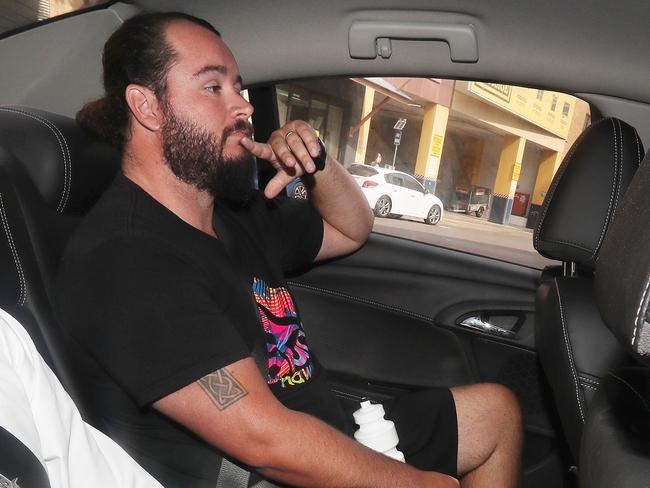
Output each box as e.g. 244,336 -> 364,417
453,383 -> 522,433
483,383 -> 520,417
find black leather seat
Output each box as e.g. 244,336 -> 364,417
0,106 -> 119,407
533,118 -> 643,459
579,152 -> 650,488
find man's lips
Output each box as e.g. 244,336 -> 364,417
229,130 -> 252,139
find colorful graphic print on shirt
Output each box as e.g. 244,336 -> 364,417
252,277 -> 313,388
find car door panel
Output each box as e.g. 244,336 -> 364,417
383,175 -> 407,214
289,232 -> 567,487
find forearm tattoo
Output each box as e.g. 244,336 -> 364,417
198,368 -> 248,411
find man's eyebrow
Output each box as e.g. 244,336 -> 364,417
192,65 -> 244,85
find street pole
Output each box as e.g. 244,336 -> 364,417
392,144 -> 398,169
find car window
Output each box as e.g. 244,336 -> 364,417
401,174 -> 425,193
276,78 -> 591,268
0,1 -> 107,36
385,173 -> 404,187
348,165 -> 379,177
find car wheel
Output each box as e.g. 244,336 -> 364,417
374,196 -> 391,217
292,181 -> 308,199
426,204 -> 441,225
475,206 -> 485,218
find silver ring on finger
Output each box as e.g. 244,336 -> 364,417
284,131 -> 296,144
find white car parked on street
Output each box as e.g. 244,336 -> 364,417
348,164 -> 444,225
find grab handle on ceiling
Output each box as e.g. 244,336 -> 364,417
349,20 -> 478,63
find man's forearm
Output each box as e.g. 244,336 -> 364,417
254,408 -> 457,488
306,155 -> 374,248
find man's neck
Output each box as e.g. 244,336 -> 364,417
122,150 -> 217,238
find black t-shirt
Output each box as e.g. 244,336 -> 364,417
54,174 -> 349,487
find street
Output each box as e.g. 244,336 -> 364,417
373,211 -> 558,269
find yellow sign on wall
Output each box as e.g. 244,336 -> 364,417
468,82 -> 576,139
512,161 -> 522,182
431,134 -> 444,158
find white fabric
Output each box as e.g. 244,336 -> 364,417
0,308 -> 164,488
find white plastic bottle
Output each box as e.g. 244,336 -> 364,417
353,400 -> 405,462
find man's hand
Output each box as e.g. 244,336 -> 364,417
239,120 -> 323,199
241,119 -> 373,262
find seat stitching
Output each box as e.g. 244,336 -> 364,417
533,118 -> 610,250
579,382 -> 598,391
2,107 -> 73,213
593,119 -> 619,258
540,238 -> 596,253
634,129 -> 642,168
554,279 -> 586,423
0,193 -> 26,306
578,375 -> 600,386
0,107 -> 71,213
7,108 -> 72,212
632,276 -> 650,348
609,372 -> 650,414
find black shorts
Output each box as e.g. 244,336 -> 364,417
385,388 -> 458,478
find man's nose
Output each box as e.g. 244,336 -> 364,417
233,93 -> 254,119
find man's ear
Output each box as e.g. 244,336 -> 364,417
125,84 -> 163,132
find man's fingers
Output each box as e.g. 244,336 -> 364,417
269,136 -> 299,168
263,173 -> 294,199
239,137 -> 276,162
285,131 -> 316,173
295,125 -> 322,158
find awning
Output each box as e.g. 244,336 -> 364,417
351,77 -> 419,106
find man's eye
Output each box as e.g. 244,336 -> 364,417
206,85 -> 221,93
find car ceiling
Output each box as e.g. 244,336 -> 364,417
1,0 -> 650,141
135,0 -> 649,101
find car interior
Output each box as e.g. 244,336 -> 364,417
0,1 -> 649,487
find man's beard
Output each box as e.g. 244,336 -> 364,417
160,100 -> 255,205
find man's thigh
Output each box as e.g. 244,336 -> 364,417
386,387 -> 458,478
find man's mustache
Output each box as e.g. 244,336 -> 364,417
223,120 -> 253,139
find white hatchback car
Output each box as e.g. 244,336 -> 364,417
348,164 -> 444,225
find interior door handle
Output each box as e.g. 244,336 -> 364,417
459,316 -> 516,338
349,20 -> 478,62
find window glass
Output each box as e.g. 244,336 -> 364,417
276,78 -> 591,268
402,174 -> 425,192
385,174 -> 404,187
0,1 -> 106,35
348,165 -> 378,177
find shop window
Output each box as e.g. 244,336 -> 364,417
270,78 -> 590,268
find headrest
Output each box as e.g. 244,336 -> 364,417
0,106 -> 119,215
534,118 -> 643,268
595,156 -> 650,363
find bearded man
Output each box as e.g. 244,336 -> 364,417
55,11 -> 522,488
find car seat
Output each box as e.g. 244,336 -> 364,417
533,118 -> 643,460
578,151 -> 650,488
0,106 -> 119,413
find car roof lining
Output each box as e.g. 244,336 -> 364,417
1,0 -> 649,144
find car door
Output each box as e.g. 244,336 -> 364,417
400,173 -> 428,218
383,173 -> 409,215
251,82 -> 571,488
